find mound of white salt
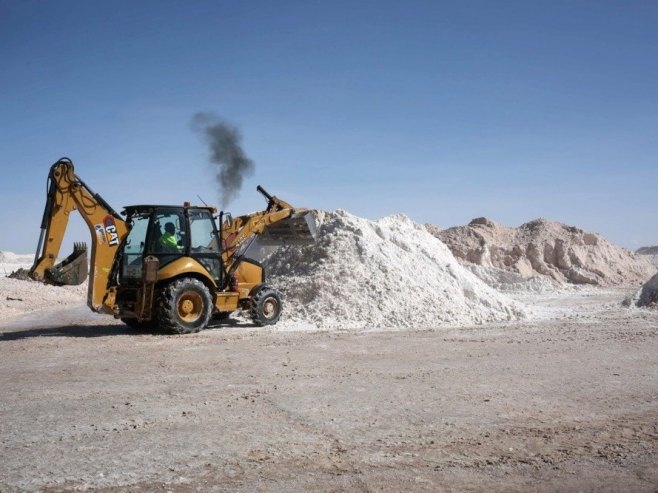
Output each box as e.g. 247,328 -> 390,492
0,277 -> 87,321
432,218 -> 654,287
263,211 -> 526,329
0,251 -> 34,277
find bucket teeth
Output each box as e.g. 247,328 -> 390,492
45,242 -> 88,285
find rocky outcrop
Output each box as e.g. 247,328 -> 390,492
636,246 -> 658,255
430,218 -> 655,287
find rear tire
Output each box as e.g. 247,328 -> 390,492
250,285 -> 283,326
156,278 -> 213,334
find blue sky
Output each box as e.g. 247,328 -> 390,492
1,0 -> 656,254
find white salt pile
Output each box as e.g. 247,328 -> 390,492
432,218 -> 654,287
0,251 -> 33,277
0,251 -> 88,322
0,277 -> 87,321
264,211 -> 526,329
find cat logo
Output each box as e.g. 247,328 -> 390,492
103,215 -> 120,247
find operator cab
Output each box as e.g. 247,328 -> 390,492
118,204 -> 221,285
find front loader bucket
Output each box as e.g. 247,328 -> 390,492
259,211 -> 317,246
45,242 -> 88,285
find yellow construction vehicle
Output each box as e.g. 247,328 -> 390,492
29,157 -> 316,333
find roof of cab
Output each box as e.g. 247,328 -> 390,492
121,205 -> 217,216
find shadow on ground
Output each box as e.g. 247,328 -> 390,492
0,317 -> 253,341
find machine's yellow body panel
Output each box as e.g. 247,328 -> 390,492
215,292 -> 240,311
234,261 -> 264,299
157,257 -> 217,286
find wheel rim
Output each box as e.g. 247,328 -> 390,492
262,296 -> 279,320
177,290 -> 204,323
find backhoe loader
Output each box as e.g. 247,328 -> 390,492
29,158 -> 316,333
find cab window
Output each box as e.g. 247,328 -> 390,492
189,210 -> 220,253
152,212 -> 185,254
121,213 -> 149,279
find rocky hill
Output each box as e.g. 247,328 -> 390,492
430,218 -> 654,287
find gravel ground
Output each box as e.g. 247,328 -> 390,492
0,289 -> 656,492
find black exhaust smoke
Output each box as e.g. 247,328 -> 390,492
191,112 -> 255,208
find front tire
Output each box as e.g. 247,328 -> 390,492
250,285 -> 283,326
156,278 -> 213,334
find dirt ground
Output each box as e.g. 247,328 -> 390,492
0,289 -> 656,492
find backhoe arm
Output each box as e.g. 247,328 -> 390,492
30,158 -> 129,312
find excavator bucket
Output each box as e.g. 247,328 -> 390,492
258,211 -> 317,246
45,242 -> 88,285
